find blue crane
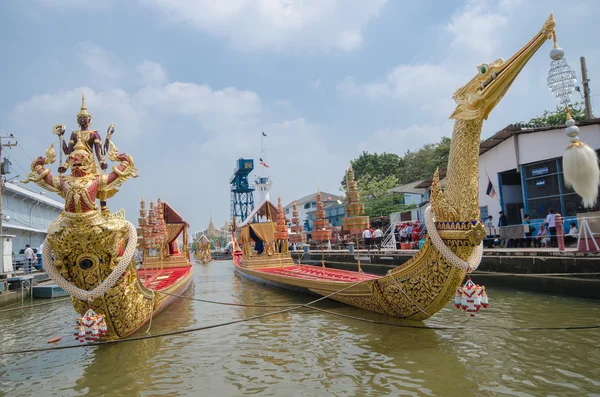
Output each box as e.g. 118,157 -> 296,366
230,158 -> 255,225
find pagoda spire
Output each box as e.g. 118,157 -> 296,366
289,200 -> 305,245
274,196 -> 289,254
311,190 -> 332,242
342,164 -> 369,235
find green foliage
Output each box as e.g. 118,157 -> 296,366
343,137 -> 450,192
526,102 -> 587,126
210,236 -> 228,250
340,138 -> 451,218
341,151 -> 401,188
397,136 -> 451,184
357,174 -> 400,198
364,194 -> 417,218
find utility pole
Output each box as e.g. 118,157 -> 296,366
0,134 -> 18,235
580,56 -> 593,120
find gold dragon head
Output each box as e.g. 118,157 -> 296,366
450,14 -> 556,121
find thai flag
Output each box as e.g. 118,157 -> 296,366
486,176 -> 496,198
259,158 -> 270,168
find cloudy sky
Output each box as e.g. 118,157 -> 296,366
1,0 -> 598,233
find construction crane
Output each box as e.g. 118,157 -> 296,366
230,158 -> 255,225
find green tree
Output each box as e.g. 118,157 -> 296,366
341,151 -> 400,188
397,136 -> 451,184
525,102 -> 587,126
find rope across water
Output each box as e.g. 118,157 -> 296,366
424,206 -> 483,273
42,220 -> 138,302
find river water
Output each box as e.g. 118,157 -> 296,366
1,261 -> 599,396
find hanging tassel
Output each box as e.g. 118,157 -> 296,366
546,37 -> 599,208
562,111 -> 600,207
481,286 -> 489,308
454,290 -> 462,308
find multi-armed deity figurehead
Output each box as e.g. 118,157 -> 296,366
55,91 -> 109,172
24,94 -> 137,215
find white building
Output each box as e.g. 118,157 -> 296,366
478,119 -> 600,226
283,191 -> 343,229
2,182 -> 64,252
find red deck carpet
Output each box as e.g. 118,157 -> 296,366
139,267 -> 191,290
257,265 -> 379,283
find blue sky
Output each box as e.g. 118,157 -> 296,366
1,0 -> 598,233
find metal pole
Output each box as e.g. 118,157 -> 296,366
581,56 -> 593,120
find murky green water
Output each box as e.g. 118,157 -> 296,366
1,261 -> 599,396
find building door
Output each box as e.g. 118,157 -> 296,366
506,202 -> 524,225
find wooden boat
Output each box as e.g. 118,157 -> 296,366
194,235 -> 212,264
234,15 -> 557,320
24,93 -> 193,340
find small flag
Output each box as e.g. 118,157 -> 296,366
262,131 -> 267,137
486,176 -> 496,198
326,196 -> 332,200
259,158 -> 270,168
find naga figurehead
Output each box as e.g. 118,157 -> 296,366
450,13 -> 556,121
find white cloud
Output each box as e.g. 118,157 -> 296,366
138,0 -> 387,52
357,121 -> 455,155
338,0 -> 571,156
445,1 -> 509,57
9,87 -> 143,140
35,0 -> 112,10
75,41 -> 124,83
136,61 -> 168,86
8,52 -> 345,231
136,82 -> 262,130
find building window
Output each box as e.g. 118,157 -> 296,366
304,203 -> 310,209
522,154 -> 600,219
479,206 -> 488,221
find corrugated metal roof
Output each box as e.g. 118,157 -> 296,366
3,223 -> 47,234
4,182 -> 63,209
388,180 -> 427,195
479,118 -> 600,156
414,169 -> 447,189
284,191 -> 342,208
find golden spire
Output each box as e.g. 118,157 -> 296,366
77,91 -> 91,118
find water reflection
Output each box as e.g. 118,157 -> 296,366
0,261 -> 599,396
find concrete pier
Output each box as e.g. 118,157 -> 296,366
298,248 -> 600,300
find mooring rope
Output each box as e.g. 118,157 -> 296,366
3,278 -> 600,356
0,278 -> 366,356
0,298 -> 71,313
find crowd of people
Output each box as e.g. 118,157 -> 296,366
484,208 -> 579,249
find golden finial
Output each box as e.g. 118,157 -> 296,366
77,91 -> 91,118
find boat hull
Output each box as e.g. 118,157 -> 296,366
46,211 -> 194,340
233,237 -> 465,320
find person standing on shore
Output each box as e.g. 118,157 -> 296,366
362,227 -> 372,251
24,244 -> 34,274
484,215 -> 495,248
545,209 -> 557,248
373,227 -> 383,250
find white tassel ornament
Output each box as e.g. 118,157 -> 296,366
546,37 -> 600,208
562,116 -> 600,207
